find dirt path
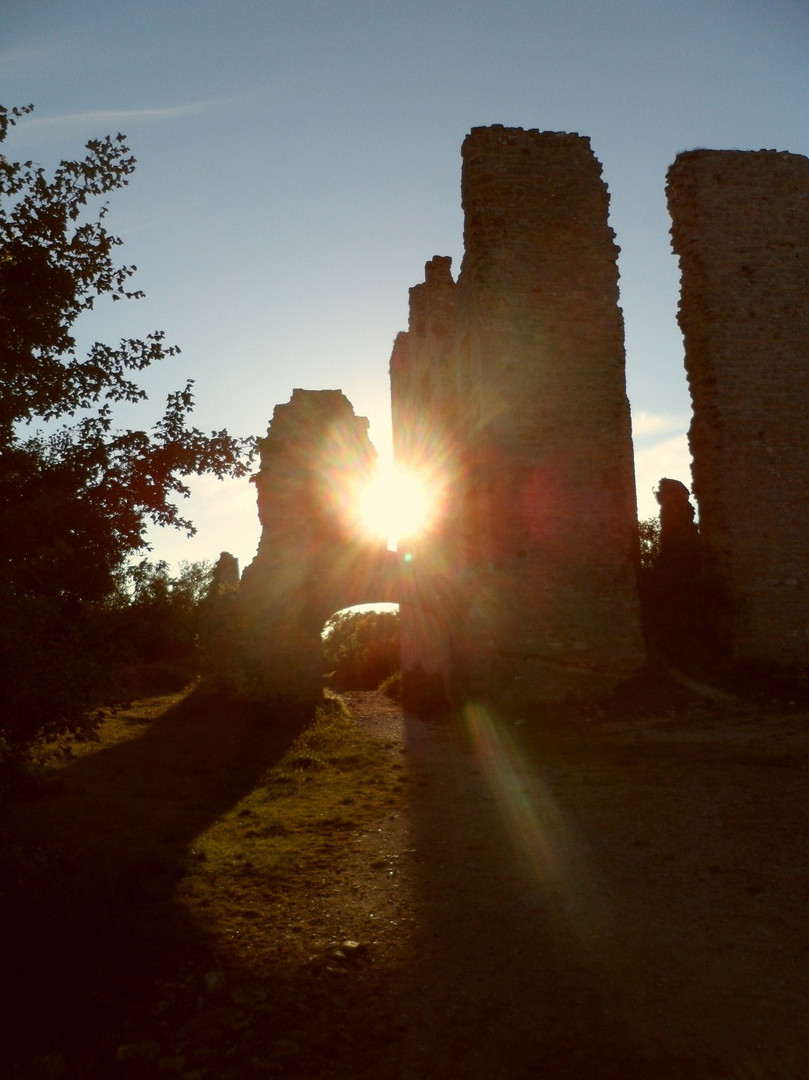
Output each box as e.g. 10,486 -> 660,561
326,691 -> 809,1079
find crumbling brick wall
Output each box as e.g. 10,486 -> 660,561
392,126 -> 646,703
667,150 -> 809,670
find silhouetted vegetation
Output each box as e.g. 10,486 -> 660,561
379,669 -> 402,701
637,515 -> 662,573
0,559 -> 214,758
0,105 -> 251,748
322,609 -> 400,690
103,559 -> 213,666
636,511 -> 728,678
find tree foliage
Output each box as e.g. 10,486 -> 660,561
103,559 -> 214,666
637,516 -> 662,573
322,609 -> 401,691
0,105 -> 251,745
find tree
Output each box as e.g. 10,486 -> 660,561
322,609 -> 401,690
101,558 -> 214,666
637,516 -> 662,573
0,105 -> 251,745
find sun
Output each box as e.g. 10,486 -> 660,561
357,464 -> 437,545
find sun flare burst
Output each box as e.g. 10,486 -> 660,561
357,464 -> 437,545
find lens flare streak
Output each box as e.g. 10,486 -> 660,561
462,702 -> 611,952
463,703 -> 566,887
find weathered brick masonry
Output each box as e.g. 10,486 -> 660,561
392,126 -> 646,701
667,150 -> 809,670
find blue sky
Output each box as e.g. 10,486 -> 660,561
3,0 -> 808,574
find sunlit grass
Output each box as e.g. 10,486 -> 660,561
28,685 -> 196,770
2,685 -> 408,986
174,690 -> 407,965
0,682 -> 410,1075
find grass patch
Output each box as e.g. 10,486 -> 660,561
174,690 -> 406,967
28,686 -> 192,769
0,684 -> 407,1073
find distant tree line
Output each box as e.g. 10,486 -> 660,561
96,558 -> 214,676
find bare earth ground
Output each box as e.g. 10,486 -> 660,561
2,685 -> 808,1078
334,690 -> 809,1079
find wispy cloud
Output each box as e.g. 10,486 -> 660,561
634,433 -> 692,518
15,99 -> 237,136
631,410 -> 690,440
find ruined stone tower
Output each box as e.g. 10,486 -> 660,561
233,390 -> 394,711
667,150 -> 809,671
392,126 -> 646,703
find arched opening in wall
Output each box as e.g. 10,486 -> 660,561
321,603 -> 401,699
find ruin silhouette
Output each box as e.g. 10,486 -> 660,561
212,127 -> 809,712
668,148 -> 809,671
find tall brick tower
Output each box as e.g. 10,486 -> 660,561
668,150 -> 809,671
392,127 -> 646,703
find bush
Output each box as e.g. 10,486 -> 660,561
104,559 -> 213,667
0,560 -> 212,748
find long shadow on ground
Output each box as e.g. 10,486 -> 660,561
4,686 -> 808,1079
0,687 -> 305,1077
396,695 -> 809,1079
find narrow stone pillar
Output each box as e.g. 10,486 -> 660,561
389,257 -> 458,708
667,150 -> 809,671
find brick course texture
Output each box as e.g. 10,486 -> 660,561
392,126 -> 646,703
667,150 -> 809,671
